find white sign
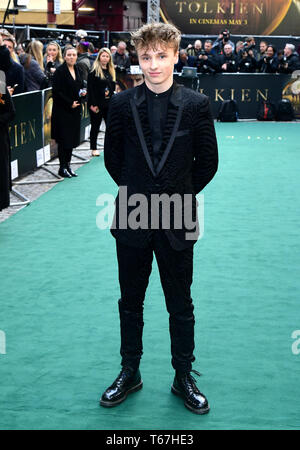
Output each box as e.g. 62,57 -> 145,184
11,160 -> 19,180
54,0 -> 61,15
36,148 -> 44,167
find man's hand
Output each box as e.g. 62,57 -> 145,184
7,86 -> 14,96
222,63 -> 227,71
72,101 -> 80,108
90,105 -> 99,114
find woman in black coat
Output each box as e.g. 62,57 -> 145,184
87,48 -> 116,157
0,41 -> 16,212
51,46 -> 86,178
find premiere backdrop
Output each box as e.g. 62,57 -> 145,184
160,0 -> 300,35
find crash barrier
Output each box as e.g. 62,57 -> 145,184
117,72 -> 299,120
9,88 -> 90,181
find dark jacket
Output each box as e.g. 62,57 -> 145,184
51,62 -> 84,148
0,88 -> 16,210
257,56 -> 279,73
87,70 -> 116,109
104,82 -> 218,251
218,54 -> 238,73
113,52 -> 131,71
0,45 -> 25,94
77,52 -> 91,82
19,54 -> 47,92
43,57 -> 62,86
237,54 -> 257,73
197,52 -> 219,73
174,56 -> 196,72
278,53 -> 300,74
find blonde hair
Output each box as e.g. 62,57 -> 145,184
131,22 -> 181,53
45,41 -> 63,64
27,40 -> 44,70
91,48 -> 116,82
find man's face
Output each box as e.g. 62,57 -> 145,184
137,43 -> 178,92
194,40 -> 202,50
284,46 -> 292,57
224,45 -> 232,56
204,42 -> 212,53
118,44 -> 126,55
260,42 -> 268,54
266,47 -> 274,58
3,39 -> 14,55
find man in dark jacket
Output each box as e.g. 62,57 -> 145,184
197,40 -> 219,74
101,23 -> 218,415
278,44 -> 300,73
218,43 -> 238,73
76,42 -> 91,82
174,49 -> 196,72
113,41 -> 131,72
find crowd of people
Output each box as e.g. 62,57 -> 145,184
177,31 -> 300,74
1,26 -> 300,212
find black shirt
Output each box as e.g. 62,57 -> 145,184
145,82 -> 173,170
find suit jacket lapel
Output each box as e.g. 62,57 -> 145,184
156,83 -> 183,176
130,82 -> 184,178
131,84 -> 156,177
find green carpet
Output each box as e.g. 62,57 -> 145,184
0,122 -> 299,430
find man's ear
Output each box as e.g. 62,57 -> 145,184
174,50 -> 179,65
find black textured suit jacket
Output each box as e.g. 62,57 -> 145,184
104,81 -> 218,251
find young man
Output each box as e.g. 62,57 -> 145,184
101,23 -> 218,415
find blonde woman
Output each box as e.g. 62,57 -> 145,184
27,40 -> 44,70
44,41 -> 63,85
87,48 -> 116,156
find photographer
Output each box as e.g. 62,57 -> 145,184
218,43 -> 238,73
240,37 -> 258,60
113,41 -> 131,73
197,40 -> 219,74
278,44 -> 300,74
258,40 -> 268,61
212,30 -> 235,55
257,45 -> 278,73
186,39 -> 203,58
174,49 -> 196,72
237,42 -> 257,73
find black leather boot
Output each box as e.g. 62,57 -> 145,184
58,167 -> 72,178
66,164 -> 78,177
171,369 -> 210,415
100,367 -> 143,407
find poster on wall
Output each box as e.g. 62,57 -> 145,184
160,0 -> 300,35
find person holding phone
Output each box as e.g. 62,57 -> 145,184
51,46 -> 86,178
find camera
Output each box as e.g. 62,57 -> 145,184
222,31 -> 229,42
115,65 -> 128,74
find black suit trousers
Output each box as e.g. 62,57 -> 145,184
116,230 -> 196,373
89,106 -> 108,150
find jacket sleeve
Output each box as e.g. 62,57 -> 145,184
104,94 -> 124,186
192,96 -> 218,194
0,89 -> 16,125
87,72 -> 96,108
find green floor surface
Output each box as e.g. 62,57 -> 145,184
0,122 -> 299,430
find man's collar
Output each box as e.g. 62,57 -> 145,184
134,81 -> 182,107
